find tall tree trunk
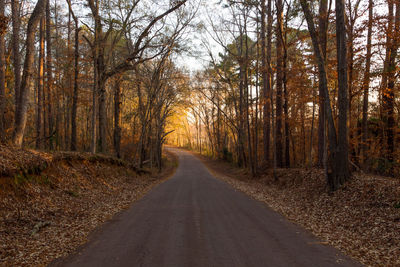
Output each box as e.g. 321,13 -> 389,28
54,1 -> 61,149
300,0 -> 342,191
381,0 -> 393,160
114,77 -> 122,158
46,0 -> 53,149
13,0 -> 46,147
334,0 -> 350,188
243,12 -> 255,177
90,0 -> 100,154
261,0 -> 270,165
36,17 -> 45,149
361,0 -> 373,165
267,0 -> 273,168
238,38 -> 245,168
383,0 -> 400,166
0,0 -> 5,142
64,9 -> 72,149
275,0 -> 284,168
283,27 -> 290,167
91,59 -> 97,153
275,1 -> 290,167
98,75 -> 107,153
95,18 -> 107,153
309,84 -> 317,167
347,0 -> 361,163
317,0 -> 328,167
70,24 -> 79,151
11,0 -> 21,109
69,0 -> 80,151
347,21 -> 355,162
254,17 -> 259,169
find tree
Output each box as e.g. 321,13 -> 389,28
361,0 -> 373,165
275,0 -> 284,168
0,0 -> 5,142
317,0 -> 328,167
86,0 -> 187,153
11,0 -> 21,110
335,0 -> 350,187
381,0 -> 400,167
261,0 -> 271,165
346,0 -> 361,162
113,76 -> 122,158
46,0 -> 53,149
67,0 -> 81,151
300,0 -> 349,190
13,0 -> 47,147
36,17 -> 45,149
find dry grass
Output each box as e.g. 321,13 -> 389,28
199,155 -> 400,267
0,146 -> 177,267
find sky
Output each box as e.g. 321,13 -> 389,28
174,0 -> 225,73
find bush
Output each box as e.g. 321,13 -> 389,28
223,147 -> 233,162
367,157 -> 400,177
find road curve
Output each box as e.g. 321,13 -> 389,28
51,148 -> 360,267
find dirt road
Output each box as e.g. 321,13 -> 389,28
51,148 -> 360,267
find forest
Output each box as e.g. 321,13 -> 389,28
167,0 -> 400,189
0,0 -> 400,266
0,0 -> 399,185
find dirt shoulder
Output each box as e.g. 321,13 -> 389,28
196,153 -> 400,267
0,147 -> 178,267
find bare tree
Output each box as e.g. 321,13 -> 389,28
67,0 -> 81,151
86,0 -> 187,153
13,0 -> 47,147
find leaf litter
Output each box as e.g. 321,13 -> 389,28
0,146 -> 177,267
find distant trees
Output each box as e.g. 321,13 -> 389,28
166,0 -> 400,190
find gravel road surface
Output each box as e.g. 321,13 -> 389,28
51,148 -> 360,267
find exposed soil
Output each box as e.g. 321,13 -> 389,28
0,146 -> 178,267
197,153 -> 400,267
